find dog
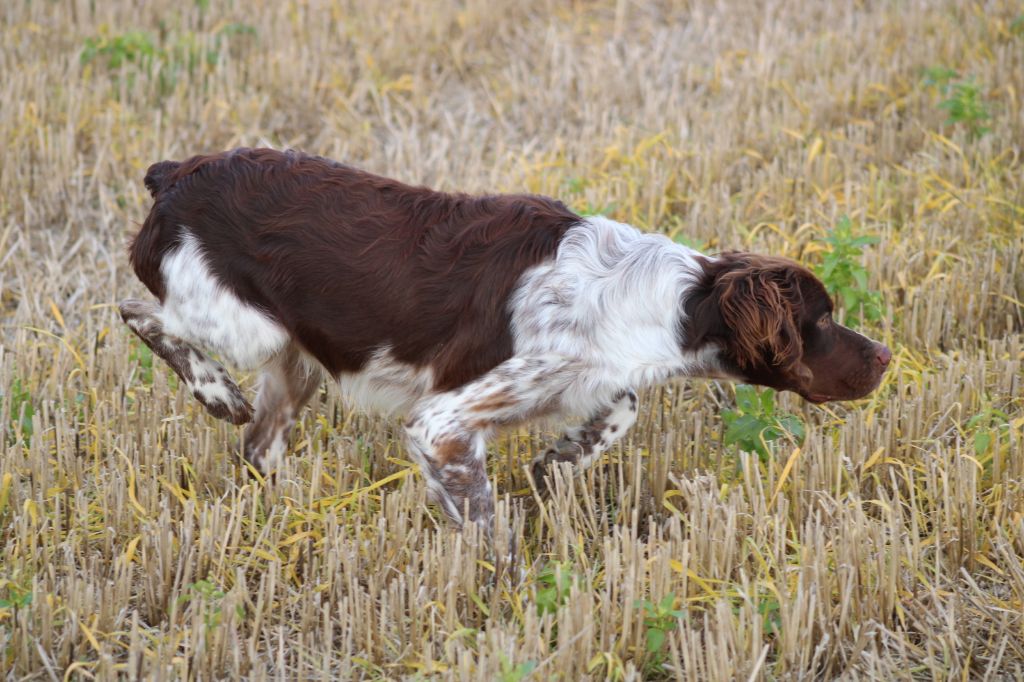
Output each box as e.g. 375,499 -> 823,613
120,148 -> 891,527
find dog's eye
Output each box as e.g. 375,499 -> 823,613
816,313 -> 831,329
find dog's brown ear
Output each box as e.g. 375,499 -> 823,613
713,258 -> 804,376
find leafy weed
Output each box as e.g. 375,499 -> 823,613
176,579 -> 243,635
721,385 -> 805,462
81,24 -> 257,97
813,215 -> 882,325
533,562 -> 578,617
498,655 -> 537,682
3,378 -> 35,446
965,404 -> 1011,456
922,67 -> 992,140
636,593 -> 685,672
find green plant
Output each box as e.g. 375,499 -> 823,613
814,215 -> 882,325
1012,14 -> 1024,36
672,232 -> 706,252
80,30 -> 159,70
721,385 -> 805,462
756,594 -> 782,636
217,22 -> 259,40
939,80 -> 991,139
576,200 -> 616,217
533,562 -> 577,617
922,67 -> 992,139
563,176 -> 587,195
81,25 -> 256,97
498,654 -> 537,682
965,404 -> 1011,456
176,579 -> 243,633
921,65 -> 958,91
0,583 -> 33,610
3,378 -> 35,445
729,590 -> 782,636
128,340 -> 154,386
636,594 -> 685,670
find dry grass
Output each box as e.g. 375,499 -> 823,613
1,0 -> 1023,679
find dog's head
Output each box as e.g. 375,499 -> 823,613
684,253 -> 890,403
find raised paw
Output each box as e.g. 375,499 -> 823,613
184,350 -> 253,424
190,368 -> 254,425
120,297 -> 253,424
119,298 -> 163,338
118,297 -> 159,320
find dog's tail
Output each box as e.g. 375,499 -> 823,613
143,160 -> 182,198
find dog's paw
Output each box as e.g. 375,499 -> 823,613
200,392 -> 254,426
190,369 -> 253,425
118,297 -> 155,321
530,437 -> 583,490
118,298 -> 164,337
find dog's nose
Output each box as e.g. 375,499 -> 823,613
875,344 -> 892,368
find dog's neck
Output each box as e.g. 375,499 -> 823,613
508,216 -> 733,416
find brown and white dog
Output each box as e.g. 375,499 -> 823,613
120,148 -> 890,527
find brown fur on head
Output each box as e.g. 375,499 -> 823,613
685,253 -> 811,391
714,255 -> 805,375
684,252 -> 888,403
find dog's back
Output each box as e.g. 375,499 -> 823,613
130,147 -> 581,387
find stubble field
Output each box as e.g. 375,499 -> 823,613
1,0 -> 1023,679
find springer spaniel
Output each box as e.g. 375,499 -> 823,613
120,148 -> 890,527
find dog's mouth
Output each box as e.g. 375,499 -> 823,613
800,373 -> 887,404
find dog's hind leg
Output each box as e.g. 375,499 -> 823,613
243,344 -> 322,474
119,298 -> 254,424
530,388 -> 638,489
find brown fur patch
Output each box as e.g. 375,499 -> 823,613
470,391 -> 517,414
130,148 -> 581,392
433,435 -> 471,467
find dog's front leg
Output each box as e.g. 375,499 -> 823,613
119,298 -> 254,424
530,388 -> 638,489
404,355 -> 578,529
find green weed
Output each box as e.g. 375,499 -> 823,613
939,80 -> 991,139
813,215 -> 882,325
721,385 -> 805,462
577,200 -> 617,217
728,590 -> 782,637
80,30 -> 159,70
1012,14 -> 1024,36
0,582 -> 33,610
532,562 -> 578,617
498,655 -> 537,682
128,340 -> 154,386
80,24 -> 256,97
636,593 -> 685,672
922,67 -> 992,139
3,378 -> 35,445
175,579 -> 243,635
921,65 -> 959,91
965,403 -> 1011,456
672,232 -> 707,252
756,594 -> 782,636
